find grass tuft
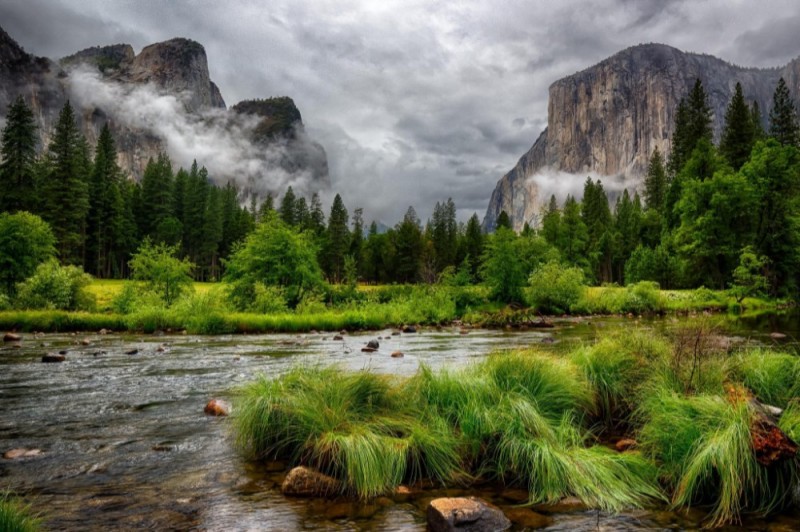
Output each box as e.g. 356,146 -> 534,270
0,492 -> 41,532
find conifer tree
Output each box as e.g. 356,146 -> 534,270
463,213 -> 483,278
720,82 -> 755,170
668,80 -> 713,176
0,96 -> 38,213
308,192 -> 326,235
769,77 -> 799,146
41,101 -> 90,265
294,196 -> 309,229
751,101 -> 766,140
280,186 -> 297,226
540,195 -> 561,246
350,207 -> 364,274
257,193 -> 274,223
393,206 -> 423,283
559,195 -> 588,267
323,193 -> 350,282
496,210 -> 512,230
667,98 -> 690,176
643,148 -> 668,211
138,153 -> 176,243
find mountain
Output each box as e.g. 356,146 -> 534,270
483,43 -> 800,231
0,26 -> 328,194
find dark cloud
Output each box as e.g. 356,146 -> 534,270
2,0 -> 798,224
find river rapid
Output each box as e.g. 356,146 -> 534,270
2,314 -> 799,531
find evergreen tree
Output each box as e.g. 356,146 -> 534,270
86,124 -> 125,277
308,192 -> 326,235
668,99 -> 690,176
257,193 -> 274,222
200,185 -> 223,280
644,147 -> 668,211
431,198 -> 458,271
323,193 -> 350,282
495,210 -> 512,231
350,207 -> 364,275
769,77 -> 799,146
463,213 -> 484,278
614,189 -> 642,282
393,207 -> 423,283
720,82 -> 755,170
0,96 -> 38,213
558,195 -> 588,268
668,80 -> 712,176
751,101 -> 766,140
362,221 -> 388,283
40,101 -> 90,265
138,153 -> 177,243
294,196 -> 309,229
280,186 -> 297,226
182,162 -> 209,261
540,195 -> 561,246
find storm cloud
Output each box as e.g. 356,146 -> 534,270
2,0 -> 798,224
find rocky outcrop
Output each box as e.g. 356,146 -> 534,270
484,43 -> 800,231
0,26 -> 329,195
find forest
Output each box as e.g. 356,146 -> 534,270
0,76 -> 798,323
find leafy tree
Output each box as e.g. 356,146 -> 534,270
129,239 -> 194,306
223,212 -> 323,307
644,147 -> 668,212
323,193 -> 350,282
720,82 -> 755,170
0,211 -> 55,295
480,227 -> 525,303
769,77 -> 799,147
730,247 -> 769,303
528,261 -> 586,314
40,101 -> 90,265
495,210 -> 512,230
624,242 -> 682,289
0,96 -> 38,213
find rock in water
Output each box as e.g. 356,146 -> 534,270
42,353 -> 66,363
427,497 -> 511,532
3,332 -> 21,342
391,351 -> 404,358
204,399 -> 230,416
3,448 -> 42,459
281,466 -> 341,497
361,347 -> 377,353
367,339 -> 380,349
402,325 -> 417,334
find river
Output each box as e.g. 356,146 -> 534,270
1,313 -> 799,530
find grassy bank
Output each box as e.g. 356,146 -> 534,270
0,493 -> 41,532
234,329 -> 800,526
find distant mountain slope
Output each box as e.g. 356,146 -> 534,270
484,43 -> 800,230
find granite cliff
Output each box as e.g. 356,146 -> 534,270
484,43 -> 800,231
0,26 -> 328,194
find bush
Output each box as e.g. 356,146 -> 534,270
528,261 -> 586,314
250,283 -> 288,313
0,292 -> 10,311
0,211 -> 56,295
129,240 -> 194,306
15,260 -> 95,311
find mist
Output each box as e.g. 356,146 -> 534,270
529,169 -> 644,209
66,66 -> 328,200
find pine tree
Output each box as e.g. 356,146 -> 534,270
559,195 -> 588,267
294,196 -> 309,229
0,96 -> 38,213
200,185 -> 223,280
668,98 -> 690,176
138,153 -> 176,243
496,210 -> 512,230
463,213 -> 483,278
720,82 -> 755,170
257,193 -> 274,222
540,195 -> 561,246
393,206 -> 423,283
769,77 -> 799,146
40,101 -> 90,265
668,80 -> 712,176
323,193 -> 350,282
751,101 -> 766,140
614,189 -> 642,282
183,163 -> 210,263
280,186 -> 297,226
643,147 -> 668,211
308,192 -> 326,235
86,124 -> 125,277
350,207 -> 364,276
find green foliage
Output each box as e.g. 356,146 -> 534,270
733,349 -> 800,408
224,212 -> 323,308
644,147 -> 668,211
15,259 -> 95,311
729,247 -> 769,303
769,77 -> 799,147
779,401 -> 800,442
495,210 -> 512,230
129,239 -> 195,306
0,96 -> 38,213
480,227 -> 526,303
0,211 -> 56,295
528,261 -> 586,314
720,82 -> 756,170
0,492 -> 42,532
250,283 -> 288,313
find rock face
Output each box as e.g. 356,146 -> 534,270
0,26 -> 329,195
427,497 -> 511,532
484,43 -> 800,231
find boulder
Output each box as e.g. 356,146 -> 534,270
80,338 -> 92,346
3,332 -> 21,342
204,399 -> 230,416
42,353 -> 66,363
281,466 -> 341,497
427,497 -> 510,532
403,325 -> 417,334
391,351 -> 404,358
125,349 -> 139,355
367,339 -> 380,349
333,335 -> 344,341
391,331 -> 401,336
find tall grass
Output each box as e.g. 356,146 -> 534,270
733,349 -> 800,408
0,493 -> 41,532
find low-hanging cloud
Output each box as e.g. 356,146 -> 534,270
66,66 -> 327,199
529,169 -> 643,210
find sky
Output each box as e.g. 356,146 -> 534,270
2,0 -> 799,224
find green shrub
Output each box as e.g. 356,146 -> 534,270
0,292 -> 10,311
15,260 -> 95,311
171,289 -> 233,334
528,261 -> 586,314
0,492 -> 41,532
250,283 -> 288,313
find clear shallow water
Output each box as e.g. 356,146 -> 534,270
1,316 -> 799,531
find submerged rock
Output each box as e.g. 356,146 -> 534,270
125,349 -> 139,355
504,507 -> 552,529
361,347 -> 377,353
204,399 -> 230,416
42,353 -> 66,363
391,351 -> 404,358
3,448 -> 42,459
281,466 -> 341,497
403,326 -> 417,334
333,335 -> 344,341
427,497 -> 511,532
